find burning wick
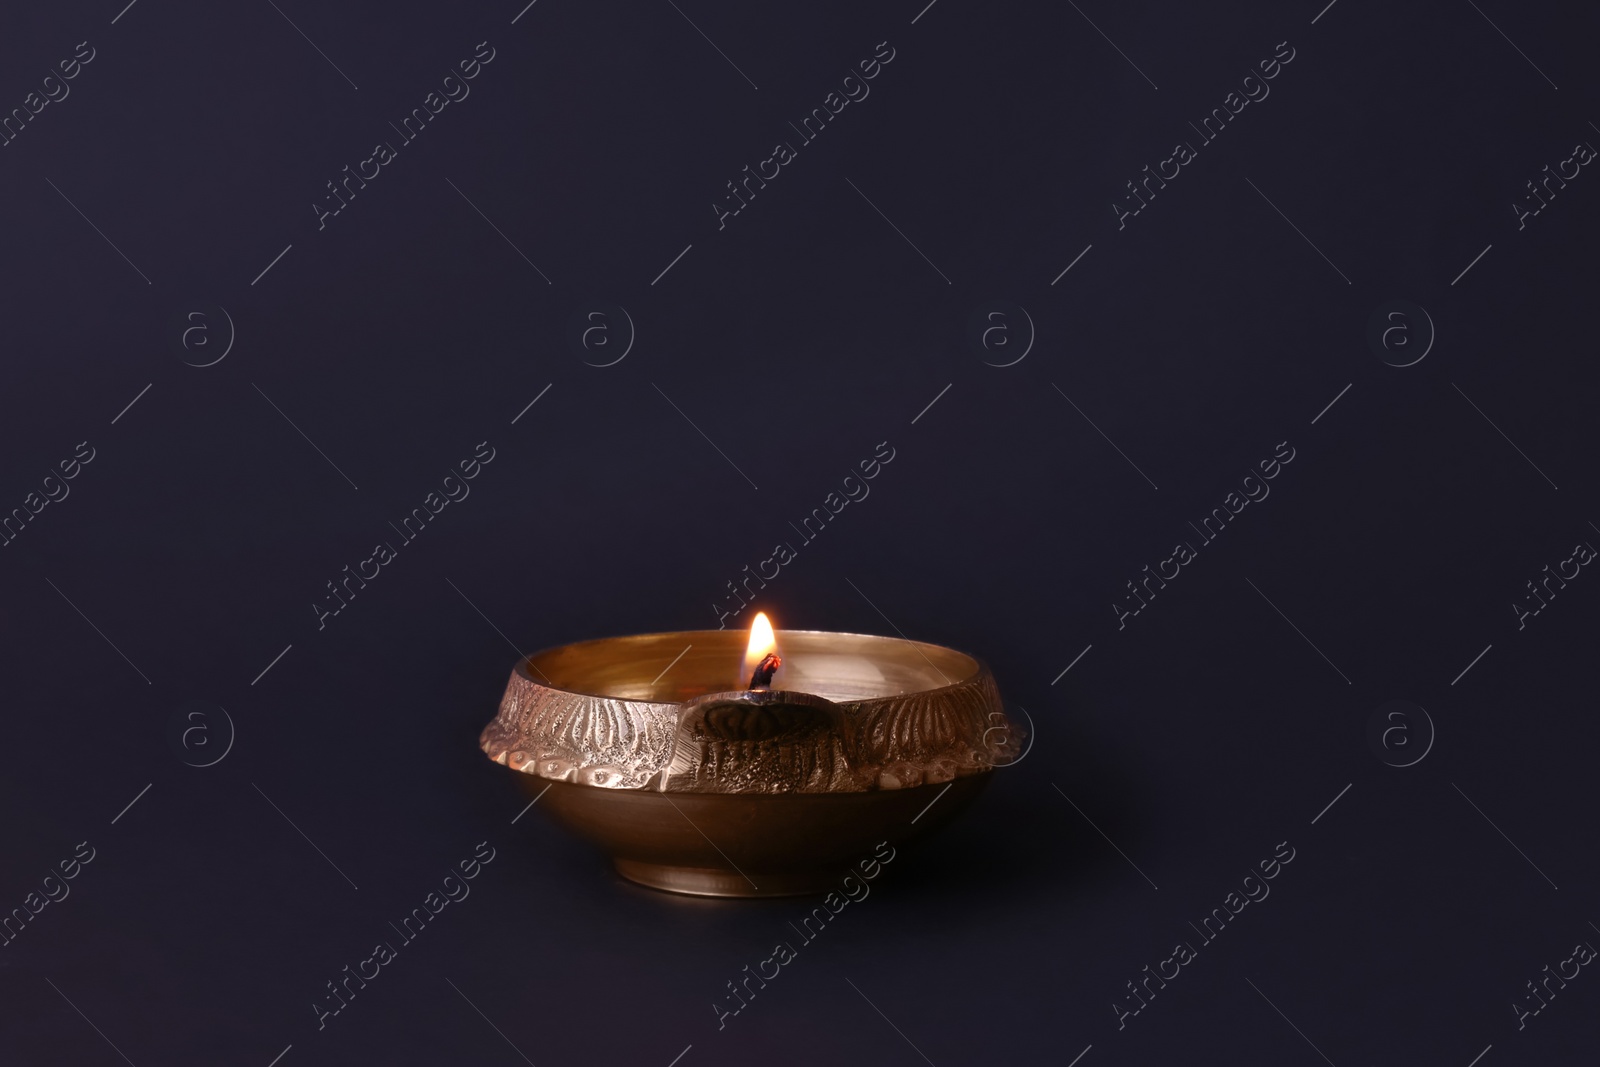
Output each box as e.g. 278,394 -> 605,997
744,611 -> 782,689
749,652 -> 781,689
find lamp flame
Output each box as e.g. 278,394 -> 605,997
744,612 -> 781,688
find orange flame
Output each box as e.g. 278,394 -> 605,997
743,612 -> 780,687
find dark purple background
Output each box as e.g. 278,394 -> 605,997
2,0 -> 1597,1064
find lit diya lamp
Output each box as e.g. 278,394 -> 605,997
480,612 -> 1018,897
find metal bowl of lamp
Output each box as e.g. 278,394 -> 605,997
478,618 -> 1018,897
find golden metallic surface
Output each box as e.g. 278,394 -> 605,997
479,629 -> 1017,896
480,629 -> 1015,792
525,773 -> 991,897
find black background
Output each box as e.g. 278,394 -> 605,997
2,0 -> 1598,1064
